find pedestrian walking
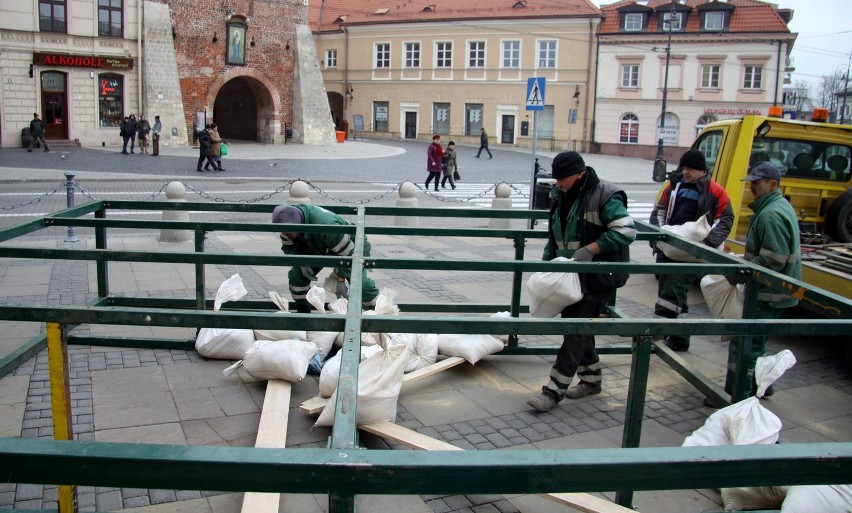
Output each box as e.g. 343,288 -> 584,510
137,114 -> 151,155
127,114 -> 138,154
649,149 -> 733,352
475,127 -> 492,159
151,115 -> 162,156
526,151 -> 635,412
441,141 -> 458,190
207,123 -> 225,171
27,113 -> 49,152
425,134 -> 443,191
196,124 -> 217,172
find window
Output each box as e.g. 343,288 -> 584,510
39,0 -> 66,33
375,43 -> 390,69
621,64 -> 639,88
537,40 -> 556,69
98,0 -> 122,37
695,130 -> 724,172
468,41 -> 485,68
661,12 -> 682,31
374,101 -> 389,132
619,113 -> 639,144
325,49 -> 337,68
743,138 -> 851,183
436,42 -> 452,69
465,104 -> 483,135
701,64 -> 720,88
743,65 -> 763,89
404,42 -> 420,68
695,114 -> 717,136
624,13 -> 643,31
704,11 -> 724,30
502,40 -> 520,68
433,102 -> 450,135
98,73 -> 123,128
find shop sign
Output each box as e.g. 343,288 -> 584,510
704,107 -> 762,116
33,53 -> 134,70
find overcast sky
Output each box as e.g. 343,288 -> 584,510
589,0 -> 852,96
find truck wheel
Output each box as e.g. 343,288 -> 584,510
826,190 -> 852,243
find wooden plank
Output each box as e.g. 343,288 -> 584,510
360,421 -> 635,513
240,380 -> 291,513
299,356 -> 468,415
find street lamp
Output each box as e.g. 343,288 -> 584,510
841,51 -> 851,125
567,86 -> 580,151
653,2 -> 676,182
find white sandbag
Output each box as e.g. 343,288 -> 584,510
253,290 -> 307,342
436,333 -> 504,365
305,286 -> 339,358
722,486 -> 788,512
781,484 -> 852,513
330,297 -> 379,347
658,215 -> 712,262
682,350 -> 796,448
195,327 -> 255,360
389,332 -> 438,373
490,311 -> 512,343
315,337 -> 408,427
223,339 -> 318,383
318,344 -> 382,398
527,257 -> 583,318
700,275 -> 744,342
323,270 -> 342,303
196,273 -> 254,360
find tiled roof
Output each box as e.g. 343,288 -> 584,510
599,0 -> 791,35
309,0 -> 602,31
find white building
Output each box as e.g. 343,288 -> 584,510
594,0 -> 796,162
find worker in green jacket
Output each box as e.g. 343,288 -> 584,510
272,204 -> 379,312
710,162 -> 802,406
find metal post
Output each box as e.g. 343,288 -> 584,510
64,173 -> 79,242
47,322 -> 78,513
528,110 -> 539,229
841,51 -> 851,125
655,4 -> 675,163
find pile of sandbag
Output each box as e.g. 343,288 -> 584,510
682,350 -> 852,512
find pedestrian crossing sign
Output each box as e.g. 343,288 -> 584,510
526,77 -> 546,111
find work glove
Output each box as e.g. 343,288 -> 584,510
725,275 -> 739,287
573,246 -> 594,262
335,279 -> 349,299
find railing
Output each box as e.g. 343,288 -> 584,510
0,201 -> 850,513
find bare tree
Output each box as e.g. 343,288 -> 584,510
786,79 -> 813,118
818,70 -> 846,119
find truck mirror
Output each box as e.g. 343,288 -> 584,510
653,159 -> 668,182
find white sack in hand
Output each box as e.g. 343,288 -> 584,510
223,339 -> 318,383
304,286 -> 339,358
315,336 -> 408,427
658,216 -> 712,263
254,290 -> 307,342
527,257 -> 582,318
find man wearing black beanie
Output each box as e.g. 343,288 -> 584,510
649,149 -> 733,352
527,152 -> 636,412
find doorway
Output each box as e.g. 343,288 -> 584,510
405,112 -> 417,139
501,115 -> 515,144
40,71 -> 68,140
213,76 -> 275,142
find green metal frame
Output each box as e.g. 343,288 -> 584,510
0,200 -> 851,513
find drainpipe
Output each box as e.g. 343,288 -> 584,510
590,17 -> 601,152
582,16 -> 596,152
137,0 -> 143,114
773,39 -> 782,106
343,24 -> 350,123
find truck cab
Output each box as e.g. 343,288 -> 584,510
664,113 -> 852,301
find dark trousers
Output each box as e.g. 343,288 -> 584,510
725,307 -> 783,397
543,291 -> 609,399
476,145 -> 492,158
654,253 -> 696,345
29,134 -> 49,151
425,172 -> 440,190
197,154 -> 217,170
152,134 -> 159,156
441,174 -> 456,188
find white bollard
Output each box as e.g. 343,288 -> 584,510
288,180 -> 311,204
159,181 -> 191,242
395,181 -> 419,227
488,183 -> 513,229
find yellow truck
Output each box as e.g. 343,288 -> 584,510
654,111 -> 852,303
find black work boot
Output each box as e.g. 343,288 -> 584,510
664,336 -> 690,352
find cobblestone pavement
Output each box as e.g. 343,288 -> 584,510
1,200 -> 851,512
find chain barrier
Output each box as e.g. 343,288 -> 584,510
302,179 -> 401,204
180,181 -> 292,203
413,182 -> 501,203
507,183 -> 531,199
0,182 -> 66,211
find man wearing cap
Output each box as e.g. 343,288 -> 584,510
272,204 -> 379,313
27,113 -> 49,152
649,149 -> 733,352
527,151 -> 635,412
712,162 -> 801,405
